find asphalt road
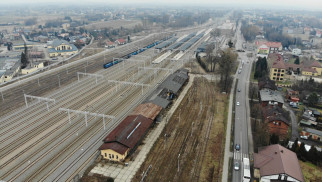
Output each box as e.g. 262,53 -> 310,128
232,22 -> 254,182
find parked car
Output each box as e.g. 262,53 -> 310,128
236,102 -> 240,106
234,162 -> 240,171
238,89 -> 241,92
300,135 -> 308,140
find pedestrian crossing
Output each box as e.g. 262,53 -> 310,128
234,152 -> 249,161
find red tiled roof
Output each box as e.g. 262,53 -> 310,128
99,142 -> 129,155
130,103 -> 162,120
256,41 -> 282,48
302,67 -> 317,73
254,144 -> 304,182
103,115 -> 153,150
116,38 -> 126,43
310,61 -> 321,68
107,41 -> 115,45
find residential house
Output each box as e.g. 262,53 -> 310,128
259,89 -> 284,108
258,78 -> 277,91
256,41 -> 282,54
302,67 -> 318,76
105,41 -> 116,48
254,144 -> 304,182
261,106 -> 290,139
48,39 -> 78,57
115,38 -> 126,45
267,53 -> 286,82
301,128 -> 322,141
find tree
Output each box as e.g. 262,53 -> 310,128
24,18 -> 37,26
218,49 -> 237,92
270,134 -> 279,144
298,142 -> 307,161
291,138 -> 298,152
308,92 -> 318,107
20,43 -> 29,68
254,57 -> 268,79
205,43 -> 216,72
228,40 -> 233,48
294,56 -> 300,64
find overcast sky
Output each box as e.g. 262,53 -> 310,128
0,0 -> 322,10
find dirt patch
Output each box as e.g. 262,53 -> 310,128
133,77 -> 228,182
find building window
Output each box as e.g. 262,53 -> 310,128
280,78 -> 283,80
279,122 -> 281,126
278,69 -> 281,72
116,155 -> 118,159
274,73 -> 276,76
274,69 -> 277,72
105,153 -> 107,157
273,77 -> 276,80
109,154 -> 111,159
282,70 -> 284,72
112,154 -> 114,158
281,74 -> 284,76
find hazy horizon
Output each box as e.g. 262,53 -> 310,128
0,0 -> 322,11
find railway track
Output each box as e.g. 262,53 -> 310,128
0,33 -> 169,116
0,45 -> 184,181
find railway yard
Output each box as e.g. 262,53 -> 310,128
131,77 -> 228,182
0,27 -> 214,181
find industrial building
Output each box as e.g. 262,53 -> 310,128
99,69 -> 189,162
99,114 -> 154,162
145,68 -> 189,108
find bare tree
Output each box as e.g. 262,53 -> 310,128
218,49 -> 237,92
205,43 -> 215,72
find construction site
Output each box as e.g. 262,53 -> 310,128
132,76 -> 228,182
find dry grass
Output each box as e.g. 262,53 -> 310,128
299,161 -> 322,182
132,77 -> 228,182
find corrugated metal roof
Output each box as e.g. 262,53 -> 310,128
103,115 -> 153,151
260,89 -> 284,104
130,103 -> 162,120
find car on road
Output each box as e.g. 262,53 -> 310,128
236,102 -> 240,106
238,89 -> 241,92
235,144 -> 240,151
234,162 -> 240,171
300,135 -> 308,140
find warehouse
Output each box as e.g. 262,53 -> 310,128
145,68 -> 189,108
99,69 -> 189,162
99,114 -> 153,162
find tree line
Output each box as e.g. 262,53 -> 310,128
290,138 -> 322,167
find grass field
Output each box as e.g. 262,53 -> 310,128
299,161 -> 322,182
132,77 -> 228,182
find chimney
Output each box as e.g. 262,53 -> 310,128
281,150 -> 284,153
